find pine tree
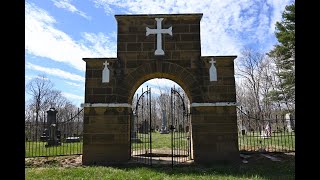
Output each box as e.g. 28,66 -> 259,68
268,3 -> 295,113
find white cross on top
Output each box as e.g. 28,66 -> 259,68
146,18 -> 172,56
103,61 -> 109,67
210,59 -> 216,64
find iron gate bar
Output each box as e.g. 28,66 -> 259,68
170,87 -> 190,168
131,86 -> 152,165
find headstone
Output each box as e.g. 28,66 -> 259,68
261,122 -> 271,138
138,120 -> 149,134
241,129 -> 246,136
209,58 -> 217,81
47,107 -> 57,125
285,113 -> 293,132
40,128 -> 49,141
159,110 -> 169,134
65,136 -> 80,143
131,114 -> 141,143
240,125 -> 247,135
45,107 -> 61,147
185,125 -> 190,133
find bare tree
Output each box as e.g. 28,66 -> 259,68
236,49 -> 265,118
26,75 -> 54,126
236,48 -> 290,134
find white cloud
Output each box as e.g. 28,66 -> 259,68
65,81 -> 82,87
81,32 -> 117,56
52,0 -> 91,20
62,92 -> 84,100
25,75 -> 33,82
26,62 -> 85,82
25,2 -> 117,72
92,0 -> 293,56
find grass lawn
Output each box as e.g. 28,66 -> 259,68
25,153 -> 295,180
25,131 -> 294,157
132,132 -> 188,149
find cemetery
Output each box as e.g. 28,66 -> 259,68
25,1 -> 295,178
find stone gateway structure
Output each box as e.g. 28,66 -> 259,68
82,13 -> 239,165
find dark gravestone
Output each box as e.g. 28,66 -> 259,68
45,107 -> 61,147
241,129 -> 246,135
40,128 -> 49,141
138,120 -> 149,134
186,126 -> 189,132
131,114 -> 141,143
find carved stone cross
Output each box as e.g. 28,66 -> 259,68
102,61 -> 110,83
209,58 -> 217,81
146,18 -> 172,56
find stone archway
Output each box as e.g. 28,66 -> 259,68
82,13 -> 239,166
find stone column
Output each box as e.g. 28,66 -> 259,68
191,104 -> 240,166
82,105 -> 131,165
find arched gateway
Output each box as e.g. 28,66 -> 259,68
82,13 -> 239,166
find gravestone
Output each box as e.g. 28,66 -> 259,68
40,128 -> 49,141
65,136 -> 81,143
261,122 -> 271,138
160,110 -> 169,134
45,107 -> 61,147
138,120 -> 149,134
186,126 -> 190,133
131,114 -> 141,143
285,113 -> 293,132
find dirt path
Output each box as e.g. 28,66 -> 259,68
25,152 -> 295,168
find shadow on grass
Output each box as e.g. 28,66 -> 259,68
25,153 -> 295,179
103,153 -> 295,179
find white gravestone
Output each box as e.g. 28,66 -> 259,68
209,58 -> 217,81
102,61 -> 110,83
261,123 -> 271,138
285,113 -> 292,132
146,18 -> 172,55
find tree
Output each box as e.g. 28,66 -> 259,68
237,49 -> 265,118
26,75 -> 54,126
267,3 -> 295,114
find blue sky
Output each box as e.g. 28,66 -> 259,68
25,0 -> 294,107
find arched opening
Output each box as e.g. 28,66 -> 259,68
130,78 -> 193,165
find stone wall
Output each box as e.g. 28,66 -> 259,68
82,13 -> 239,166
82,106 -> 131,165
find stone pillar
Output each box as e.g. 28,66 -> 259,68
82,105 -> 131,165
191,105 -> 240,165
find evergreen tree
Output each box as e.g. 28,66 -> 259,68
268,3 -> 295,113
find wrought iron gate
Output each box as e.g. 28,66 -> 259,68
130,87 -> 152,165
170,87 -> 191,167
130,86 -> 191,167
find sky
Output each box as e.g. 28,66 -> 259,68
25,0 -> 294,107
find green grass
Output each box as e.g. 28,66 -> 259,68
132,132 -> 189,151
25,131 -> 295,157
25,141 -> 83,157
25,153 -> 295,180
